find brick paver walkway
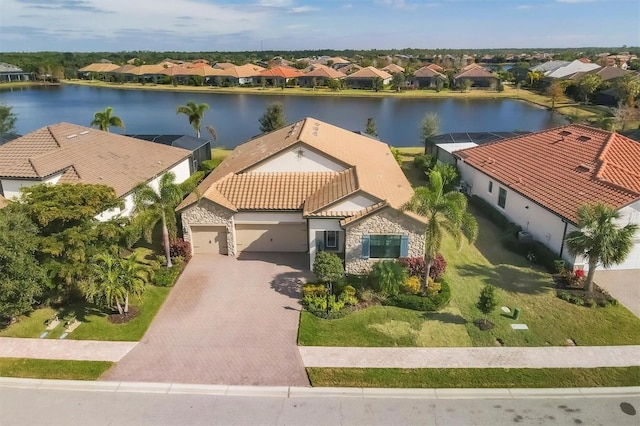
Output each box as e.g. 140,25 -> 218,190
299,345 -> 640,369
101,253 -> 311,386
0,338 -> 136,362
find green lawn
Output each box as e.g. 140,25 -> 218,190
0,285 -> 170,341
307,367 -> 640,388
0,358 -> 112,380
298,202 -> 640,348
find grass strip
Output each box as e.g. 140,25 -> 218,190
0,358 -> 112,381
307,367 -> 640,388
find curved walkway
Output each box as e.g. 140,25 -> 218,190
299,345 -> 640,369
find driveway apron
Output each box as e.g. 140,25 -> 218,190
594,270 -> 640,318
102,253 -> 310,386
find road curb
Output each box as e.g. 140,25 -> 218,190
0,377 -> 638,399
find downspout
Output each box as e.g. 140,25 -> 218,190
559,220 -> 568,258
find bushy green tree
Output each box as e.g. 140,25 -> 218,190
477,284 -> 498,325
365,117 -> 378,137
615,73 -> 640,108
391,73 -> 405,92
0,209 -> 46,319
258,102 -> 286,133
576,74 -> 602,104
312,251 -> 344,284
0,104 -> 17,133
420,112 -> 440,155
546,81 -> 565,111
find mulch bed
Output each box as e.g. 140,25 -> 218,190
553,275 -> 616,307
108,306 -> 139,324
473,319 -> 495,331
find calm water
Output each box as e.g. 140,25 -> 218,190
0,85 -> 566,148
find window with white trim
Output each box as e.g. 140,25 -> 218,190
362,234 -> 409,259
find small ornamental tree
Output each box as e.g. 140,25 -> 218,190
312,251 -> 344,284
371,261 -> 407,296
477,284 -> 498,325
365,117 -> 378,137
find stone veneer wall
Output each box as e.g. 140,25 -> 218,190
181,200 -> 237,256
344,208 -> 425,275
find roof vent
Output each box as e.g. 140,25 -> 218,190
577,135 -> 591,142
79,130 -> 89,135
66,134 -> 78,139
576,164 -> 593,173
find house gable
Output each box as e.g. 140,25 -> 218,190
247,142 -> 347,173
325,193 -> 377,214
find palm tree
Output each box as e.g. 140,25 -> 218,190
176,101 -> 209,138
84,253 -> 127,316
402,170 -> 478,293
90,106 -> 124,132
565,203 -> 638,293
132,172 -> 186,268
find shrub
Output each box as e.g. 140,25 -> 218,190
430,255 -> 447,281
553,259 -> 566,274
413,154 -> 435,174
342,285 -> 356,298
469,195 -> 511,229
358,288 -> 386,304
425,279 -> 440,296
559,291 -> 571,301
399,257 -> 427,277
339,291 -> 358,306
153,265 -> 182,287
313,252 -> 344,283
570,295 -> 585,306
169,238 -> 192,262
402,276 -> 421,294
370,261 -> 407,296
200,158 -> 223,173
303,283 -> 326,298
382,278 -> 451,311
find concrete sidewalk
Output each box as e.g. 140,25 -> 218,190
0,337 -> 136,362
299,345 -> 640,369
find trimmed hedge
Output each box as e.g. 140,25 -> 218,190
382,278 -> 451,311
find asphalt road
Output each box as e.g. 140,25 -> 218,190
0,381 -> 638,426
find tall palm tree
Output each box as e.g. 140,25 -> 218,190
119,252 -> 148,314
402,170 -> 478,293
90,106 -> 124,132
176,101 -> 209,138
565,203 -> 638,293
132,172 -> 185,268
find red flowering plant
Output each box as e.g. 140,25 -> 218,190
569,269 -> 586,287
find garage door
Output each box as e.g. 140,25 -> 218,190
191,226 -> 228,254
235,223 -> 307,252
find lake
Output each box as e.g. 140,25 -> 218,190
0,85 -> 566,148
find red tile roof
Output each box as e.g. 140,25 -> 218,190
455,125 -> 640,223
257,66 -> 304,79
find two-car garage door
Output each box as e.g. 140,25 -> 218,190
235,223 -> 307,253
190,223 -> 307,254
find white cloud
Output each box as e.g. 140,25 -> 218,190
289,6 -> 319,13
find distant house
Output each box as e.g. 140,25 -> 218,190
77,63 -> 121,79
0,123 -> 192,220
344,67 -> 392,89
424,63 -> 445,73
381,64 -> 405,74
177,117 -> 426,273
298,64 -> 346,87
216,64 -> 266,85
337,63 -> 362,75
455,125 -> 640,271
0,62 -> 33,82
453,66 -> 498,89
127,134 -> 212,172
532,60 -> 601,79
410,66 -> 446,89
256,66 -> 305,87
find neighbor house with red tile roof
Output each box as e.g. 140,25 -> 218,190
0,123 -> 193,220
344,66 -> 393,89
177,118 -> 426,273
256,66 -> 305,87
454,124 -> 640,271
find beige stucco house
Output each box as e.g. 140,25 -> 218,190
177,117 -> 426,274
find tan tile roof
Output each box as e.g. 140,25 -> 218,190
214,62 -> 236,70
221,64 -> 265,79
382,64 -> 405,73
78,63 -> 120,73
302,65 -> 346,79
455,124 -> 640,223
425,63 -> 444,72
339,201 -> 388,226
215,172 -> 335,210
179,118 -> 415,218
303,168 -> 360,216
345,66 -> 392,80
0,123 -> 191,197
413,66 -> 446,78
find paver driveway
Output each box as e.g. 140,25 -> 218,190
594,270 -> 640,318
102,253 -> 311,386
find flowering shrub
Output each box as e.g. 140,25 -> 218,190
398,255 -> 447,281
569,269 -> 586,287
402,276 -> 421,294
169,238 -> 192,261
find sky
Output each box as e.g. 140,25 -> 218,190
0,0 -> 638,52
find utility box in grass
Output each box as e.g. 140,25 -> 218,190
513,308 -> 521,320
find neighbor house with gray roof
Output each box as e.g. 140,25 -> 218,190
177,117 -> 426,273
